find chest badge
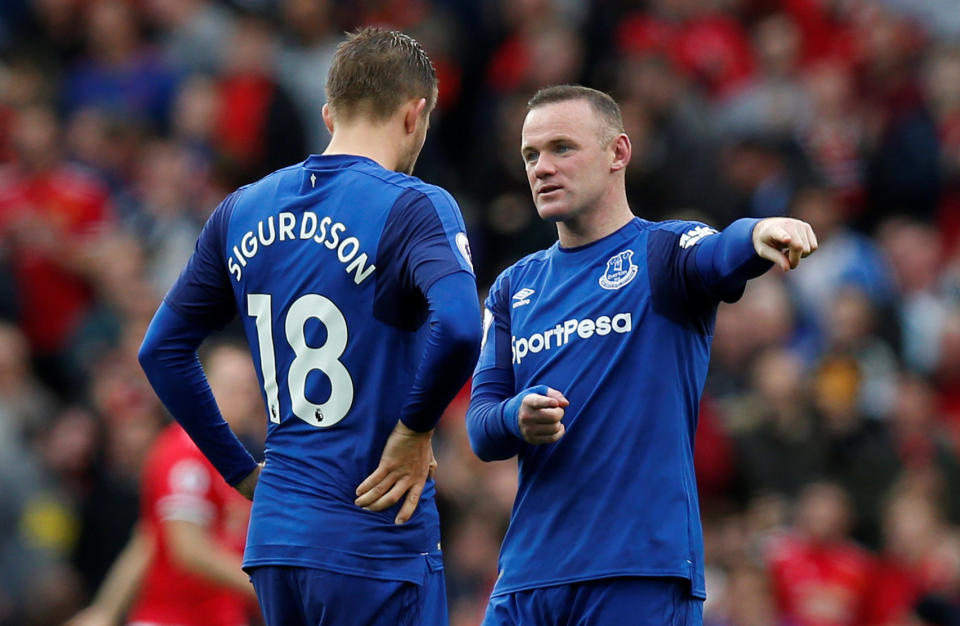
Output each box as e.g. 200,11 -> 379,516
599,249 -> 638,290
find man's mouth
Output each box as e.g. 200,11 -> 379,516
538,184 -> 562,196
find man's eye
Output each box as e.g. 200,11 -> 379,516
555,145 -> 571,154
523,151 -> 539,163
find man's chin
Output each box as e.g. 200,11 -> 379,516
535,201 -> 573,222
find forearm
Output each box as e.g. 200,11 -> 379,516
466,375 -> 539,462
86,525 -> 153,621
139,302 -> 257,485
694,218 -> 773,301
165,520 -> 256,600
399,273 -> 481,432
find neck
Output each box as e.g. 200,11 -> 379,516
323,121 -> 403,172
556,187 -> 634,248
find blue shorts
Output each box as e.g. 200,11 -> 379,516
483,577 -> 703,626
249,565 -> 447,626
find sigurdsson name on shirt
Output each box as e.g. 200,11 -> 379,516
512,313 -> 632,364
227,212 -> 376,285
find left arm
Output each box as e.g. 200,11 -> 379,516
354,272 -> 482,524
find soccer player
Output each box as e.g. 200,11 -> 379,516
137,28 -> 481,625
67,343 -> 261,626
466,85 -> 818,625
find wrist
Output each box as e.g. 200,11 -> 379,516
396,420 -> 432,438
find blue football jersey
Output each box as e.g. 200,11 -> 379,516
164,154 -> 474,583
471,217 -> 768,599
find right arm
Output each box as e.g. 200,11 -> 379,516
465,282 -> 568,461
138,194 -> 260,492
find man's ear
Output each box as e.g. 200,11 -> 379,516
403,98 -> 428,134
610,133 -> 632,172
322,103 -> 335,134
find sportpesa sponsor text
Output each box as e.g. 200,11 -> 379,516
512,313 -> 632,364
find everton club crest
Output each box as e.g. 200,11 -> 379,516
599,249 -> 638,290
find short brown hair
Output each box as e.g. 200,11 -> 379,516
527,85 -> 624,142
326,27 -> 437,122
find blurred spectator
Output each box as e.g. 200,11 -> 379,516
767,482 -> 872,626
715,136 -> 798,224
276,0 -> 339,153
0,103 -> 112,396
715,13 -> 810,141
62,0 -> 180,133
730,347 -> 824,500
2,2 -> 960,620
616,53 -> 721,221
787,186 -> 895,343
814,354 -> 899,548
885,373 -> 960,524
855,5 -> 941,226
212,12 -> 306,186
797,60 -> 867,212
924,45 -> 960,256
822,286 -> 899,420
124,140 -> 205,294
879,218 -> 949,374
863,489 -> 960,625
141,0 -> 233,76
0,323 -> 57,442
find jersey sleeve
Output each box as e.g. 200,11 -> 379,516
378,186 -> 475,298
396,272 -> 481,432
466,271 -> 527,461
153,453 -> 218,527
163,192 -> 239,328
647,218 -> 772,310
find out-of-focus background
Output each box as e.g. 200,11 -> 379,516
1,0 -> 959,624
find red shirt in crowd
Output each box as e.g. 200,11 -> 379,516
768,533 -> 873,626
0,163 -> 110,353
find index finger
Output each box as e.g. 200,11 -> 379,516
545,387 -> 569,407
523,393 -> 559,410
356,465 -> 389,497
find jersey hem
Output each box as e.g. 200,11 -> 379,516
242,545 -> 443,585
491,569 -> 706,600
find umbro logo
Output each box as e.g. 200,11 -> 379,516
679,226 -> 718,248
512,288 -> 535,308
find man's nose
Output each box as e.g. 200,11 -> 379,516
534,154 -> 555,178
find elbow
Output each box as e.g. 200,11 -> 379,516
453,326 -> 482,371
465,411 -> 505,463
137,334 -> 159,379
437,312 -> 482,374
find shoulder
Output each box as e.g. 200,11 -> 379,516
487,247 -> 553,300
501,247 -> 553,279
647,218 -> 718,241
236,161 -> 305,194
642,219 -> 720,255
385,178 -> 462,222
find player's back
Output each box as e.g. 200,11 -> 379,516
223,154 -> 468,582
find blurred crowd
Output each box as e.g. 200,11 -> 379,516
1,0 -> 960,624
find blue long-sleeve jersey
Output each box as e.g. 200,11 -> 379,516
139,154 -> 481,584
466,217 -> 771,598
